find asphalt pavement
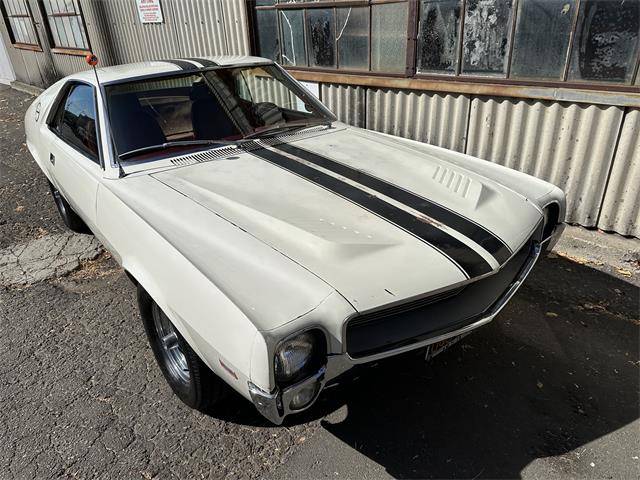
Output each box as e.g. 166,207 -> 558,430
1,84 -> 638,479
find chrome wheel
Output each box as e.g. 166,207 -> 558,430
151,304 -> 190,384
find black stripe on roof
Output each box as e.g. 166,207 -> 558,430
249,146 -> 494,279
183,57 -> 219,67
273,143 -> 512,264
161,59 -> 199,71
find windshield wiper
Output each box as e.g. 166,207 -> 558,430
119,139 -> 243,160
243,120 -> 331,140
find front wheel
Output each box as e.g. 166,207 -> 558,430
137,286 -> 224,411
48,181 -> 90,234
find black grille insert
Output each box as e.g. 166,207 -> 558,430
346,229 -> 540,358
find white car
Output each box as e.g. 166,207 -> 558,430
25,56 -> 565,424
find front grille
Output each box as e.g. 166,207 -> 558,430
346,227 -> 541,358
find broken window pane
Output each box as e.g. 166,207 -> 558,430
337,7 -> 369,70
280,9 -> 307,66
255,9 -> 279,61
306,9 -> 336,68
462,0 -> 514,76
417,0 -> 462,74
510,0 -> 575,79
568,0 -> 639,83
371,2 -> 409,73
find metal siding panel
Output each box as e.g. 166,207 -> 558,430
598,108 -> 640,237
0,21 -> 29,83
49,52 -> 89,77
80,0 -> 119,65
321,83 -> 365,128
173,0 -> 228,56
365,88 -> 470,152
221,0 -> 249,56
466,97 -> 623,226
136,0 -> 180,60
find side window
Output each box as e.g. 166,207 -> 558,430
51,84 -> 99,162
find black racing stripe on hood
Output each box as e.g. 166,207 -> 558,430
161,59 -> 199,71
273,143 -> 512,264
182,57 -> 219,67
249,146 -> 493,279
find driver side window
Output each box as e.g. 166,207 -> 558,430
50,83 -> 99,163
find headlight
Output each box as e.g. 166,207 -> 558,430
542,203 -> 560,240
274,331 -> 325,385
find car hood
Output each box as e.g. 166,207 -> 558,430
152,126 -> 542,312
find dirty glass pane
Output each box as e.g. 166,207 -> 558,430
568,0 -> 639,83
462,0 -> 514,76
417,0 -> 461,74
337,7 -> 369,70
306,9 -> 336,68
279,9 -> 306,66
510,0 -> 575,79
371,2 -> 409,73
255,9 -> 279,61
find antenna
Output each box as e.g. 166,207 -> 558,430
85,53 -> 126,178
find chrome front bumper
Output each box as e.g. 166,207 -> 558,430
249,241 -> 543,424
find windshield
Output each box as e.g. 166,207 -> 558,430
104,65 -> 335,161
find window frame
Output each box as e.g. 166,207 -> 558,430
47,80 -> 103,167
39,0 -> 91,56
0,0 -> 42,51
247,0 -> 640,93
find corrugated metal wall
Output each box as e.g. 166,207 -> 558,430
321,83 -> 366,128
0,0 -> 636,236
597,108 -> 640,237
367,88 -> 470,153
1,0 -> 250,83
466,97 -> 624,227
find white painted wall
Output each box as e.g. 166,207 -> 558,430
0,35 -> 15,84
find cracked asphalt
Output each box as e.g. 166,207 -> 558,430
1,84 -> 639,479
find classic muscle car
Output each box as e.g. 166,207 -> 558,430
24,55 -> 565,424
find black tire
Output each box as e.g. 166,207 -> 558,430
137,285 -> 225,412
48,181 -> 90,234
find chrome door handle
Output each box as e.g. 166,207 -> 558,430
49,153 -> 55,165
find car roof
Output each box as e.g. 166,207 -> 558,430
68,55 -> 272,85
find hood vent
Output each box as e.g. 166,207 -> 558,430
432,165 -> 473,199
169,126 -> 334,167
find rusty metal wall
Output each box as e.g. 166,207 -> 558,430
597,108 -> 640,237
366,88 -> 470,153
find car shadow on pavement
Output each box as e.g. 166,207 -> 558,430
229,253 -> 640,478
203,256 -> 639,477
279,255 -> 639,478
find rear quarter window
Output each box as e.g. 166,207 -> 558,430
50,83 -> 99,162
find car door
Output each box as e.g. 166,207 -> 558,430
44,82 -> 102,232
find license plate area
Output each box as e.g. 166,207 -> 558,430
424,334 -> 466,361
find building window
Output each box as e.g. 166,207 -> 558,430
250,0 -> 410,73
461,0 -> 514,76
0,0 -> 40,49
510,0 -> 576,80
567,0 -> 639,84
248,0 -> 640,89
41,0 -> 90,54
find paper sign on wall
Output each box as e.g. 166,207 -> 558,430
137,0 -> 164,24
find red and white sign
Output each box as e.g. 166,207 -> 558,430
137,0 -> 164,24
